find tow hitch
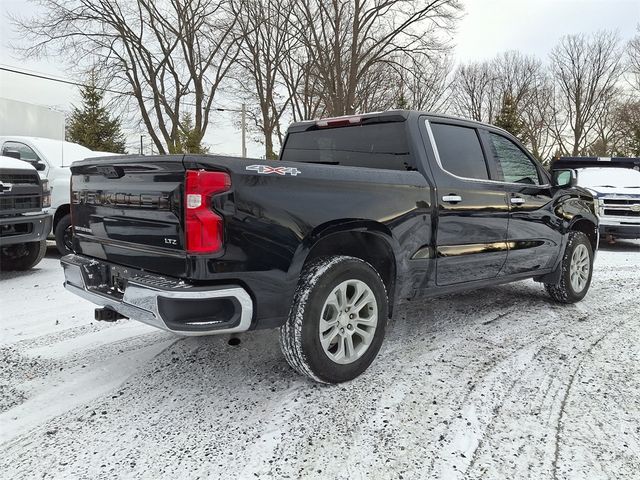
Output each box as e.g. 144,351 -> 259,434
95,307 -> 128,322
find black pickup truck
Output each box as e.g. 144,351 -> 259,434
61,111 -> 598,383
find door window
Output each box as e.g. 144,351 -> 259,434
489,134 -> 540,185
2,142 -> 41,163
430,123 -> 489,180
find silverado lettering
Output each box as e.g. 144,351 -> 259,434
72,190 -> 171,209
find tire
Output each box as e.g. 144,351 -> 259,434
54,213 -> 73,256
544,231 -> 593,303
0,240 -> 47,271
279,255 -> 389,384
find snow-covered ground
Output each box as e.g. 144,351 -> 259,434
1,241 -> 639,479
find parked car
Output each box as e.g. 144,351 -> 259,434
552,157 -> 640,241
0,155 -> 51,270
0,136 -> 117,255
60,111 -> 598,383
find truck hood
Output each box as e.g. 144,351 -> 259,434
588,186 -> 640,197
0,155 -> 38,172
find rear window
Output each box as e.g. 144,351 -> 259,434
430,123 -> 489,180
281,122 -> 415,171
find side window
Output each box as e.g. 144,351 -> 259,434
2,142 -> 40,162
489,133 -> 540,185
430,123 -> 489,180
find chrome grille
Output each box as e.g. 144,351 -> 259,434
0,173 -> 40,185
600,197 -> 640,217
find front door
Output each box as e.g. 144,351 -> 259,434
425,120 -> 509,286
483,131 -> 562,275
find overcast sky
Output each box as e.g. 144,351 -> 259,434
1,0 -> 638,156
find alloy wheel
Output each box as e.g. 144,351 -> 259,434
318,279 -> 378,365
569,243 -> 590,292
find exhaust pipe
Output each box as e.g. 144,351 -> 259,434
95,307 -> 128,322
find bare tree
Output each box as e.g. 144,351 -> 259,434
628,26 -> 640,94
452,51 -> 541,123
279,43 -> 326,123
549,31 -> 624,155
520,74 -> 556,162
291,0 -> 461,117
451,61 -> 496,122
396,54 -> 453,111
492,51 -> 541,107
13,0 -> 239,154
232,0 -> 294,159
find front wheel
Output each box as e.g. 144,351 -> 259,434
279,256 -> 388,383
54,213 -> 73,256
0,240 -> 47,271
544,231 -> 593,303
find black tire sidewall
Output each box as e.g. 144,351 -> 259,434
300,258 -> 388,383
0,240 -> 46,270
54,213 -> 73,256
561,232 -> 593,302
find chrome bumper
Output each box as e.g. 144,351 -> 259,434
61,254 -> 253,336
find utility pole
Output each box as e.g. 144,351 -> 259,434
139,135 -> 144,155
241,103 -> 247,158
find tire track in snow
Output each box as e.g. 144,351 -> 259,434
0,337 -> 176,445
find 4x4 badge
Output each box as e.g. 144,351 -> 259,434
246,165 -> 301,176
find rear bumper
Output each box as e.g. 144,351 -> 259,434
0,213 -> 51,246
60,254 -> 254,336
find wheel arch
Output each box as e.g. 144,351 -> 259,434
289,220 -> 400,316
568,216 -> 598,252
53,203 -> 70,230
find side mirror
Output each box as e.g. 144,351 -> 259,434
553,169 -> 577,188
4,150 -> 21,160
34,161 -> 47,171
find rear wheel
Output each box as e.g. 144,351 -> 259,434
279,256 -> 388,383
544,231 -> 593,303
54,213 -> 73,256
0,240 -> 47,271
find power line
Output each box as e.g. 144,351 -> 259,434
1,64 -> 133,97
0,64 -> 240,111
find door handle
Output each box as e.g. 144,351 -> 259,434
510,197 -> 526,205
442,195 -> 462,203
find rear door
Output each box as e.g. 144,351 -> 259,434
483,131 -> 561,274
424,119 -> 509,286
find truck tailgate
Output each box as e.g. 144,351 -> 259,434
70,156 -> 188,276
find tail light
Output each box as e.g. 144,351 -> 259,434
316,115 -> 362,128
185,170 -> 231,254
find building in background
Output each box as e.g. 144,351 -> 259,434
0,98 -> 65,140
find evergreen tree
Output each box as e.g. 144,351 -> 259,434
67,71 -> 126,153
494,94 -> 526,142
396,93 -> 409,110
176,113 -> 209,154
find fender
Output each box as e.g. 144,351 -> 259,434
287,219 -> 403,313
